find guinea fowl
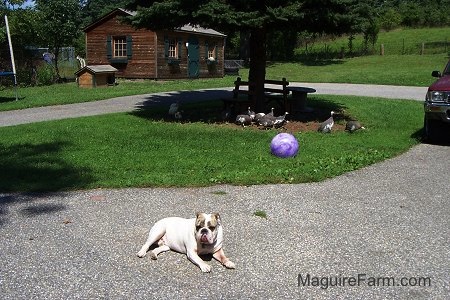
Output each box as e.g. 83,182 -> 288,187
254,107 -> 273,123
273,112 -> 289,128
168,101 -> 180,116
174,111 -> 183,119
221,105 -> 233,121
259,116 -> 275,129
318,111 -> 335,133
345,120 -> 365,133
246,107 -> 256,121
254,112 -> 265,123
257,111 -> 276,128
235,114 -> 252,127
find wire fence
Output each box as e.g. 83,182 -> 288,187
378,39 -> 449,55
296,38 -> 450,60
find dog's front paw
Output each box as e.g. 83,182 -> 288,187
137,250 -> 147,258
199,263 -> 211,273
149,251 -> 158,260
224,260 -> 235,269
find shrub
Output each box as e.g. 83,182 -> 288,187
36,64 -> 56,86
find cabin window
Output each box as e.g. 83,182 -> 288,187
168,39 -> 177,58
207,46 -> 215,59
113,36 -> 127,58
205,42 -> 218,64
164,36 -> 182,65
107,35 -> 132,63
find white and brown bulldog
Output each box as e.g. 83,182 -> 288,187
137,212 -> 235,273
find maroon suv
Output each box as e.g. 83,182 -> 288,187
424,60 -> 450,141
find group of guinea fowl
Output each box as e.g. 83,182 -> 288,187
235,107 -> 289,129
235,107 -> 365,133
318,110 -> 365,133
169,102 -> 364,133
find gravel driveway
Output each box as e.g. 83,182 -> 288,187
0,84 -> 448,299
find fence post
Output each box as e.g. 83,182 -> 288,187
421,42 -> 425,55
380,44 -> 385,56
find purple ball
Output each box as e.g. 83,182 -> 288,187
270,133 -> 299,158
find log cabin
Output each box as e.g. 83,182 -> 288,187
83,8 -> 226,79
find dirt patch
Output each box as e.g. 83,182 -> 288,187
219,119 -> 346,133
217,107 -> 348,133
133,100 -> 351,133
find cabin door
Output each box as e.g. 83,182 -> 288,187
187,36 -> 199,78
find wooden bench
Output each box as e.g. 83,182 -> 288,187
222,77 -> 254,115
263,78 -> 290,110
223,60 -> 243,76
222,77 -> 290,114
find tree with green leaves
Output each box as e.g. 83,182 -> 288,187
35,0 -> 81,81
1,3 -> 38,76
127,0 -> 356,112
79,0 -> 130,27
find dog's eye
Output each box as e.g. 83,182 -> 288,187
209,226 -> 216,231
196,225 -> 201,231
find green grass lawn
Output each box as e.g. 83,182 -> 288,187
0,95 -> 423,192
262,55 -> 448,86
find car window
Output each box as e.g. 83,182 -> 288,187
444,62 -> 450,74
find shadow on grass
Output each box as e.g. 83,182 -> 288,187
131,89 -> 349,125
266,59 -> 345,67
134,89 -> 231,110
295,59 -> 346,67
295,97 -> 349,122
0,96 -> 19,103
132,89 -> 234,124
0,141 -> 93,193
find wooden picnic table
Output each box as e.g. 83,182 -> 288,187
286,86 -> 316,113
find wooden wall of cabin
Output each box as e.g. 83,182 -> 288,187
156,31 -> 225,79
85,13 -> 157,79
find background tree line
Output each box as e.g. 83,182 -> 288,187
0,0 -> 448,85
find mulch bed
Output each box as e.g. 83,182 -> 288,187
216,107 -> 347,133
133,101 -> 350,133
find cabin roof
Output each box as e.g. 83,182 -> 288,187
176,24 -> 226,37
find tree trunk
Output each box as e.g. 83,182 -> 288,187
239,30 -> 250,62
248,27 -> 267,113
53,47 -> 61,82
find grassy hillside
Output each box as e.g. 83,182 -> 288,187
295,27 -> 450,58
239,54 -> 447,86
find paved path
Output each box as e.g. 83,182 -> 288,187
0,83 -> 448,299
0,83 -> 427,127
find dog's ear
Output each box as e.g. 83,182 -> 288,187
212,212 -> 221,225
195,212 -> 206,227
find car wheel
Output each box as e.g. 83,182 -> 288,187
423,116 -> 439,143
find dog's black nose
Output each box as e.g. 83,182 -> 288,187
200,228 -> 208,234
